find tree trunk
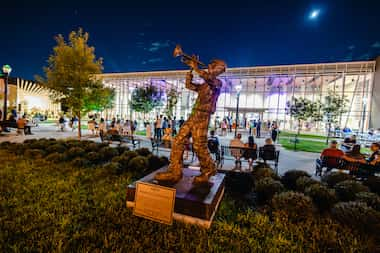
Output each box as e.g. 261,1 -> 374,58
77,111 -> 82,139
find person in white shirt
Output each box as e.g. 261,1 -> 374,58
230,133 -> 245,169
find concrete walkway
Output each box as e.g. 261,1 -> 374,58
0,124 -> 319,176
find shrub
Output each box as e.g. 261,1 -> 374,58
255,177 -> 284,204
305,184 -> 337,212
103,162 -> 122,174
0,141 -> 11,149
334,180 -> 369,202
355,192 -> 380,211
24,149 -> 45,159
71,157 -> 90,167
281,170 -> 311,190
128,156 -> 149,174
332,201 -> 380,235
116,146 -> 130,155
65,140 -> 82,148
122,151 -> 138,160
363,176 -> 380,195
271,192 -> 314,222
321,172 -> 353,188
86,143 -> 102,152
99,147 -> 119,161
135,147 -> 151,157
295,176 -> 320,192
64,147 -> 85,160
86,152 -> 103,164
45,152 -> 65,163
147,155 -> 164,171
7,143 -> 25,155
225,172 -> 254,195
252,165 -> 279,181
46,144 -> 67,154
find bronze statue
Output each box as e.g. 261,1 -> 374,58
155,45 -> 226,185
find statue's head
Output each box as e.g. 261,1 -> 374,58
208,59 -> 226,76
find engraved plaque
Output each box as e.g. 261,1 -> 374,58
133,182 -> 176,225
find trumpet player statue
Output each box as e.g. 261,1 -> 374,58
155,45 -> 226,185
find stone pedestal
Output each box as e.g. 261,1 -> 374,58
126,167 -> 225,228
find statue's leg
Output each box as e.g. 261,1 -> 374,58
154,121 -> 191,182
192,117 -> 217,184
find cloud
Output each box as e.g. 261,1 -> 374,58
139,32 -> 145,36
347,45 -> 355,50
147,40 -> 171,52
358,53 -> 370,60
141,61 -> 147,65
371,41 -> 380,48
147,58 -> 163,63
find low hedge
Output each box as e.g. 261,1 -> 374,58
334,180 -> 369,202
355,192 -> 380,211
255,177 -> 284,204
281,170 -> 311,190
295,176 -> 320,192
271,191 -> 314,222
332,201 -> 380,235
322,172 -> 353,188
305,184 -> 337,212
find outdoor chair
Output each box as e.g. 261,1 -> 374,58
315,156 -> 342,176
207,139 -> 221,167
258,147 -> 280,174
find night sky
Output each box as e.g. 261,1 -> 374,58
2,0 -> 380,80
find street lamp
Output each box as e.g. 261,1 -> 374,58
361,97 -> 368,136
2,64 -> 12,122
234,83 -> 242,137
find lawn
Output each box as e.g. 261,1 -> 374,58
0,139 -> 379,252
279,131 -> 328,140
279,138 -> 328,153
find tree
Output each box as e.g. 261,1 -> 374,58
164,88 -> 178,118
36,28 -> 103,138
286,97 -> 317,150
129,86 -> 163,115
321,91 -> 349,144
83,82 -> 115,114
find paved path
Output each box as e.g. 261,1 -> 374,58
0,124 -> 319,176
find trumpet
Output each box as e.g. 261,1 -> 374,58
173,44 -> 206,68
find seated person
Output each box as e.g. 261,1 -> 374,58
16,116 -> 27,135
260,138 -> 276,160
355,143 -> 380,175
230,133 -> 245,167
342,144 -> 365,162
316,140 -> 344,174
244,135 -> 257,168
341,137 -> 353,152
207,130 -> 220,160
162,124 -> 173,147
350,135 -> 357,144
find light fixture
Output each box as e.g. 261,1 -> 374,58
2,64 -> 12,75
235,84 -> 242,93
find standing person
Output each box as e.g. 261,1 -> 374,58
99,118 -> 106,140
179,116 -> 185,128
146,121 -> 152,139
228,116 -> 232,133
171,116 -> 177,136
154,116 -> 162,141
252,119 -> 257,137
256,119 -> 261,138
59,116 -> 65,132
221,118 -> 227,136
271,124 -> 278,143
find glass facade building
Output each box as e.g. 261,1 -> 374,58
97,59 -> 379,133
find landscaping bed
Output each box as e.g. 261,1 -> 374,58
0,139 -> 379,252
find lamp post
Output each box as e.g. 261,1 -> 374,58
2,64 -> 12,122
361,97 -> 367,136
234,84 -> 242,137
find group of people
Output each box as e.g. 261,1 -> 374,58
316,138 -> 380,176
208,130 -> 277,170
150,115 -> 185,142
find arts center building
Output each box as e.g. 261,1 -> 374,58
96,57 -> 380,133
0,77 -> 60,118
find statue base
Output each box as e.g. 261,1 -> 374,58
126,167 -> 225,228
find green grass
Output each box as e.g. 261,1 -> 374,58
134,130 -> 146,136
0,141 -> 378,252
279,131 -> 328,140
279,138 -> 328,153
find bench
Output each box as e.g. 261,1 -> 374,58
101,134 -> 140,149
258,147 -> 280,174
220,146 -> 258,171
